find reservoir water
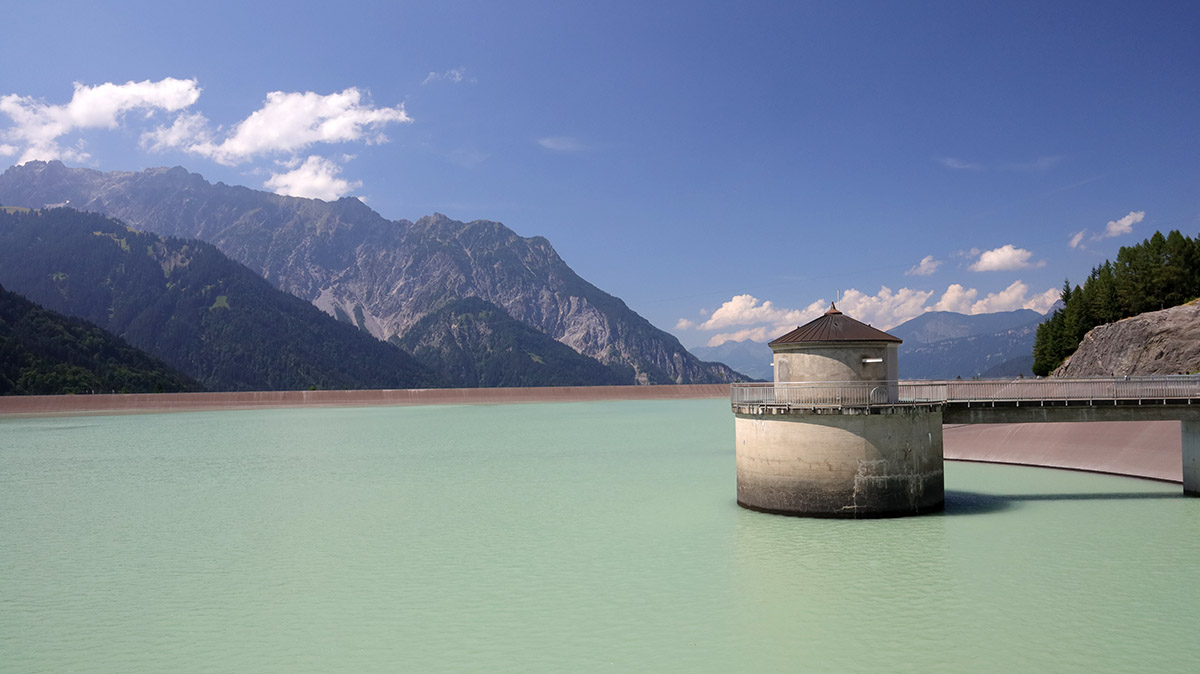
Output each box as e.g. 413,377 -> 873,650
2,398 -> 1198,673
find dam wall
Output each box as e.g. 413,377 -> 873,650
0,384 -> 731,417
943,421 -> 1183,483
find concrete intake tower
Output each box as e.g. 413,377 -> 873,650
733,304 -> 944,517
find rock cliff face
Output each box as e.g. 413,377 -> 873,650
1052,301 -> 1200,376
0,161 -> 743,384
395,297 -> 633,387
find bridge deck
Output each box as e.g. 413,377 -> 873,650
732,376 -> 1200,411
731,376 -> 1200,494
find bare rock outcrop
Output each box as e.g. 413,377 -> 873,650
1052,301 -> 1200,376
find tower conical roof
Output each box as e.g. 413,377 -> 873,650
769,303 -> 902,345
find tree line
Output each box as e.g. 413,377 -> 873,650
1033,230 -> 1200,375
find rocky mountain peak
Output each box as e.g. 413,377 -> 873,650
0,162 -> 747,384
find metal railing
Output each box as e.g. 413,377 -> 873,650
732,381 -> 898,407
732,375 -> 1200,408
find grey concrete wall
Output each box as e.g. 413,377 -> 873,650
1183,420 -> 1200,496
735,405 -> 944,517
773,342 -> 894,384
944,421 -> 1183,483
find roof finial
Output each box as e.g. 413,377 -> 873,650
826,302 -> 842,315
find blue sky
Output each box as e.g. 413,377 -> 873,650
2,0 -> 1197,348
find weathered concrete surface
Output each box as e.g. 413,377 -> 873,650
773,343 -> 899,384
0,384 -> 730,417
1183,420 -> 1200,495
943,421 -> 1182,483
735,405 -> 944,517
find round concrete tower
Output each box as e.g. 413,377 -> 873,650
733,304 -> 944,518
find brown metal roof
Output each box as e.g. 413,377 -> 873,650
769,303 -> 902,345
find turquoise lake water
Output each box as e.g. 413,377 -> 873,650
2,398 -> 1198,673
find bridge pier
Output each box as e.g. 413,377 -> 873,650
1183,421 -> 1200,497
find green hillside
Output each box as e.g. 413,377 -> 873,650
0,208 -> 436,391
396,297 -> 634,387
1,283 -> 201,395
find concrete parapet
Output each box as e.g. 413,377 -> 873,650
735,403 -> 944,518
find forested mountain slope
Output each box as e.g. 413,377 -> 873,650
0,208 -> 434,391
0,283 -> 201,395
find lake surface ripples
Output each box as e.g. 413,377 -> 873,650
2,399 -> 1197,673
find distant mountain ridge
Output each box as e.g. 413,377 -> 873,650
894,310 -> 1044,379
889,309 -> 1042,345
0,161 -> 745,384
689,340 -> 773,381
0,208 -> 433,391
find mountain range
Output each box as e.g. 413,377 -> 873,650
0,207 -> 434,391
893,310 -> 1043,378
0,161 -> 743,385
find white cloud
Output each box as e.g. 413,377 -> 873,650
682,288 -> 932,347
1025,286 -> 1062,314
1102,210 -> 1143,238
421,68 -> 474,86
0,78 -> 201,163
537,136 -> 586,152
836,286 -> 933,329
932,284 -> 979,313
147,88 -> 410,165
706,326 -> 784,347
1066,211 -> 1144,250
905,255 -> 940,276
969,280 -> 1058,314
695,294 -> 819,331
968,244 -> 1044,271
936,157 -> 982,170
263,155 -> 362,201
0,143 -> 16,156
140,111 -> 212,152
681,281 -> 1059,346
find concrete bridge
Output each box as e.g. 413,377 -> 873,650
731,375 -> 1200,497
